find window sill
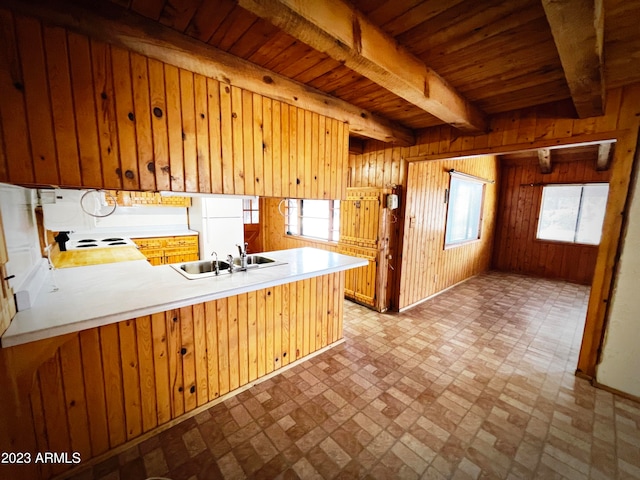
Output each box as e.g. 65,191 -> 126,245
283,234 -> 339,248
444,238 -> 482,250
534,238 -> 599,247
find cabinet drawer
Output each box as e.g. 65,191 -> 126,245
138,248 -> 165,259
131,238 -> 164,249
132,235 -> 199,264
165,252 -> 199,264
163,246 -> 197,257
164,235 -> 198,248
105,190 -> 192,207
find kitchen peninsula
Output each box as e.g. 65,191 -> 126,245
2,248 -> 366,347
0,247 -> 366,479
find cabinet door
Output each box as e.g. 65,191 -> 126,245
132,235 -> 199,265
131,237 -> 164,250
164,235 -> 198,249
340,188 -> 384,248
143,249 -> 166,265
338,244 -> 378,308
105,190 -> 191,207
164,247 -> 198,265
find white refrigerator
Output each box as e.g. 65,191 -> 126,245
189,196 -> 244,260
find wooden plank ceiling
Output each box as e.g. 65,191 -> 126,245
67,0 -> 640,135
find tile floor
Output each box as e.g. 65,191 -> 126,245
68,272 -> 640,479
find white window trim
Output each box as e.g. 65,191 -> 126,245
444,174 -> 486,248
536,182 -> 609,245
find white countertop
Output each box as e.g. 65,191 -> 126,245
1,248 -> 367,348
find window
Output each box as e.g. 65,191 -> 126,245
537,183 -> 609,245
445,176 -> 485,246
243,197 -> 259,224
285,199 -> 340,242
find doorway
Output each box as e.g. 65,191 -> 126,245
243,197 -> 263,254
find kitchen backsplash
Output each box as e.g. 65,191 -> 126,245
92,206 -> 189,231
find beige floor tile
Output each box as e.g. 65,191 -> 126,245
69,273 -> 640,480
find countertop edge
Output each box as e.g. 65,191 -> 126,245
2,249 -> 367,348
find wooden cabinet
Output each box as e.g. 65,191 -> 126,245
105,190 -> 192,207
338,187 -> 392,312
132,235 -> 199,265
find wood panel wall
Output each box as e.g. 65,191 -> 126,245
346,84 -> 640,378
399,156 -> 499,309
1,273 -> 343,479
347,94 -> 630,179
345,145 -> 501,311
409,95 -> 626,160
493,155 -> 610,284
348,146 -> 407,189
0,9 -> 348,199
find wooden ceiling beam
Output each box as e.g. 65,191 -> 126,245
538,148 -> 552,174
237,0 -> 488,134
596,143 -> 613,171
2,0 -> 415,146
541,0 -> 605,118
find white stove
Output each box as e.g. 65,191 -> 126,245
65,235 -> 137,251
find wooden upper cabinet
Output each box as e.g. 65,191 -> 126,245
339,187 -> 389,248
104,190 -> 192,207
0,10 -> 349,200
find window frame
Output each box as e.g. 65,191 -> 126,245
284,198 -> 340,243
242,197 -> 259,225
444,174 -> 486,248
535,182 -> 609,246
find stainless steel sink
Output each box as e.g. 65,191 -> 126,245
180,260 -> 230,275
171,259 -> 230,279
171,255 -> 286,279
233,255 -> 277,266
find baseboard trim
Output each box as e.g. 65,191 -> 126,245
574,369 -> 592,381
399,274 -> 478,313
591,379 -> 640,404
575,369 -> 640,404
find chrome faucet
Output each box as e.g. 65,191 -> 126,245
227,254 -> 236,273
237,242 -> 248,269
211,251 -> 219,275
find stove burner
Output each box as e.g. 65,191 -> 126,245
102,237 -> 124,242
78,239 -> 97,243
107,241 -> 127,245
77,244 -> 98,248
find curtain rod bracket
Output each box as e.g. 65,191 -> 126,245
448,169 -> 494,184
